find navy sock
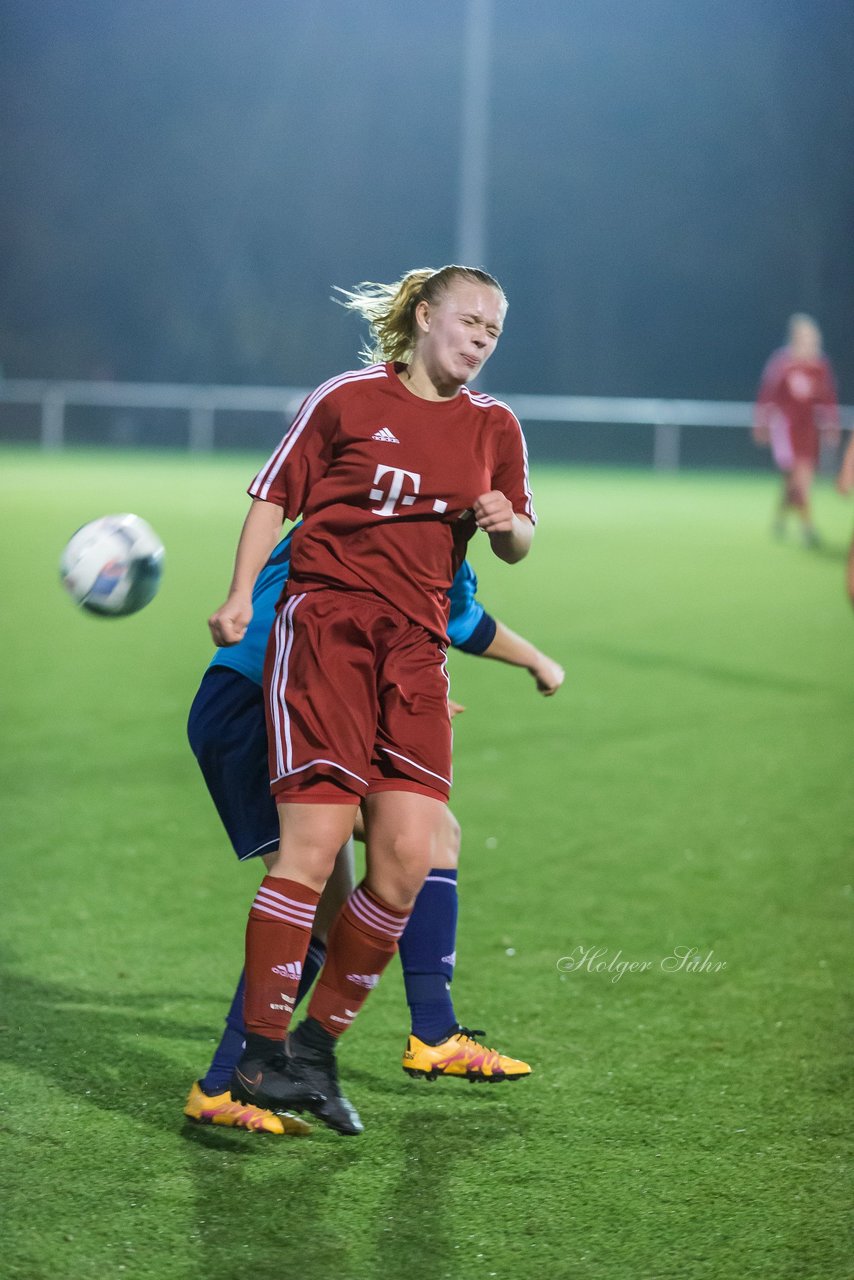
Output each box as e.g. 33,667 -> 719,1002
201,971 -> 247,1094
200,937 -> 327,1094
399,869 -> 458,1043
299,938 -> 327,1005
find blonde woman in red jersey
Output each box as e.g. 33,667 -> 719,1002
207,266 -> 535,1134
753,314 -> 841,546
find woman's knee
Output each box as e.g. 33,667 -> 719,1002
267,842 -> 339,888
363,791 -> 448,904
786,477 -> 805,507
270,803 -> 357,888
367,829 -> 435,907
386,827 -> 437,879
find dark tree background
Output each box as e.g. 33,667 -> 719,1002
1,0 -> 853,399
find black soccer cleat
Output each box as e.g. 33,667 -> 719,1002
287,1022 -> 364,1136
230,1033 -> 326,1114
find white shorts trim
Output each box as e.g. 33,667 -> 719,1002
238,836 -> 280,862
272,757 -> 369,789
379,747 -> 451,789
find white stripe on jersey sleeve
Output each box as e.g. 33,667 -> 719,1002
461,387 -> 536,522
250,364 -> 388,502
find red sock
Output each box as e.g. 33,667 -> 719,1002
308,883 -> 410,1037
243,876 -> 320,1039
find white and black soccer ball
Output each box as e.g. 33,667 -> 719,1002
59,513 -> 165,617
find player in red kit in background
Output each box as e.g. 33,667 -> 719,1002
753,313 -> 841,546
207,266 -> 535,1134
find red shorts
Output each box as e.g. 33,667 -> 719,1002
770,410 -> 819,470
263,588 -> 452,804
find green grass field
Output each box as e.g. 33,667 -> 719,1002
0,448 -> 851,1280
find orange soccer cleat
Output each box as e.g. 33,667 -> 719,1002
402,1026 -> 532,1083
183,1080 -> 312,1135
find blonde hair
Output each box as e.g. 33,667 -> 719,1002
335,265 -> 505,365
788,312 -> 821,342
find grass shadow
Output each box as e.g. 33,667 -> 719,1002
573,638 -> 847,697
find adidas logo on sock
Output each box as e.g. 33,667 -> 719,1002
346,972 -> 380,989
371,427 -> 400,444
330,1008 -> 358,1024
272,961 -> 303,981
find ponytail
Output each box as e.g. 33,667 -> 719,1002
335,265 -> 504,365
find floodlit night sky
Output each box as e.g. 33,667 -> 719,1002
1,0 -> 853,399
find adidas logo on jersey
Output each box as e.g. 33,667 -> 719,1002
346,972 -> 380,989
272,961 -> 302,981
371,427 -> 400,444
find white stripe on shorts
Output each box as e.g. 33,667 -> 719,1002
379,747 -> 452,790
269,593 -> 305,777
270,758 -> 369,789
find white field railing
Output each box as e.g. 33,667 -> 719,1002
0,378 -> 850,469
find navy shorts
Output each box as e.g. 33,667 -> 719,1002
187,666 -> 278,861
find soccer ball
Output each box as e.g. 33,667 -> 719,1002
59,513 -> 165,617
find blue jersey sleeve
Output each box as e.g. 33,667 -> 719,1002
447,561 -> 497,654
208,529 -> 295,686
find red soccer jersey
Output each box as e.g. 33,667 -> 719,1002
249,362 -> 535,640
755,348 -> 839,437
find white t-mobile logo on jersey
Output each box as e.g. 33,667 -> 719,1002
368,464 -> 450,517
369,464 -> 422,516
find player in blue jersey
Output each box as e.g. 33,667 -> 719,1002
184,527 -> 563,1133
